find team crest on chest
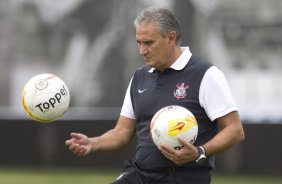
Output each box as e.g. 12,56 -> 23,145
174,83 -> 189,100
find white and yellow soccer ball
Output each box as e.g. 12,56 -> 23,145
21,73 -> 70,123
150,105 -> 198,150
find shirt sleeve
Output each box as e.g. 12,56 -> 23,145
120,78 -> 136,120
199,66 -> 238,121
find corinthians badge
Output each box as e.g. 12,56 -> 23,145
174,83 -> 189,100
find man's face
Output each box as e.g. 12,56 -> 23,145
136,22 -> 175,71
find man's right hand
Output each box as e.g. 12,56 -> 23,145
65,132 -> 92,156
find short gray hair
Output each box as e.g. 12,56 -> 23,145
134,7 -> 181,45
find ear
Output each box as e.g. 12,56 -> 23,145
168,31 -> 177,46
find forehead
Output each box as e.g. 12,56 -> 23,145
136,22 -> 161,39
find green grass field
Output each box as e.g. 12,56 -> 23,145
0,167 -> 281,184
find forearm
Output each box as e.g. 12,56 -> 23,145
203,112 -> 245,156
203,125 -> 244,156
89,116 -> 136,153
90,128 -> 131,152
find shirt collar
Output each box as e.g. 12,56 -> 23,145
148,47 -> 192,73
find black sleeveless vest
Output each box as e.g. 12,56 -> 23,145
130,56 -> 217,170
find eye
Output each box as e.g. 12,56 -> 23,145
144,41 -> 153,46
136,40 -> 154,48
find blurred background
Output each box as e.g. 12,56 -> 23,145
0,0 -> 282,183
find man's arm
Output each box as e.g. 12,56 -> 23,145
202,111 -> 245,156
65,116 -> 136,156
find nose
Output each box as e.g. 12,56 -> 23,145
139,44 -> 148,56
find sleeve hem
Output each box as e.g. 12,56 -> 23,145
120,111 -> 136,120
210,107 -> 238,121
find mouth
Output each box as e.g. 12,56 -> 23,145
143,57 -> 151,63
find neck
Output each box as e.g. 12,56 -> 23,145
174,46 -> 183,60
167,46 -> 182,66
158,46 -> 182,72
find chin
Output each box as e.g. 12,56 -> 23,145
144,61 -> 153,67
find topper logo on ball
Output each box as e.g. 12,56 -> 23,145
35,85 -> 68,113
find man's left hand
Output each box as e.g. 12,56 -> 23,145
159,138 -> 199,165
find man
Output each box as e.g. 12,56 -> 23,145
65,7 -> 245,184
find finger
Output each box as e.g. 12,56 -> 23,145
162,152 -> 177,163
160,144 -> 176,155
71,145 -> 84,155
69,143 -> 79,151
159,149 -> 173,161
71,132 -> 83,139
65,140 -> 71,146
65,138 -> 75,146
178,137 -> 187,147
73,147 -> 83,155
178,137 -> 193,148
159,145 -> 175,160
74,147 -> 87,156
78,147 -> 87,156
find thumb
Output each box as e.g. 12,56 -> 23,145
71,132 -> 85,140
178,137 -> 192,148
